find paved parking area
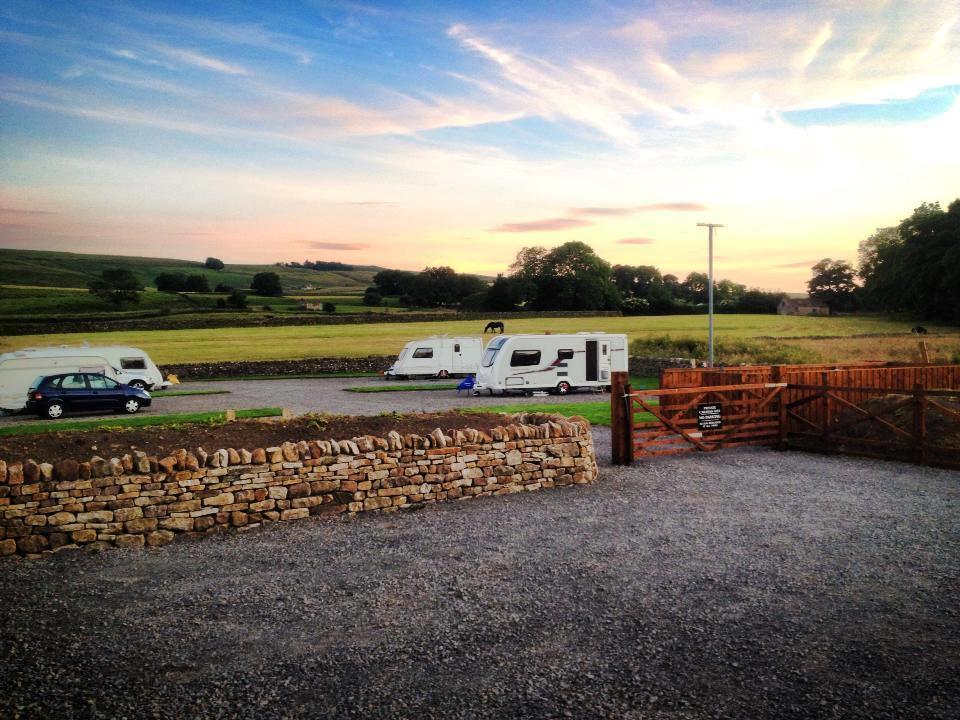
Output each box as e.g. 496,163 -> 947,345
0,376 -> 606,424
1,443 -> 957,719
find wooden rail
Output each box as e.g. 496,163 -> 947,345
611,366 -> 960,468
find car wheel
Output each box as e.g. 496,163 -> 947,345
556,381 -> 571,395
123,399 -> 141,414
437,369 -> 449,379
129,380 -> 147,390
46,402 -> 65,419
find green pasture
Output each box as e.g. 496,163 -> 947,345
1,313 -> 948,365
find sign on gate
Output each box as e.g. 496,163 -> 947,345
697,403 -> 723,430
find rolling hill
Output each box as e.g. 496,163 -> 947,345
0,248 -> 382,294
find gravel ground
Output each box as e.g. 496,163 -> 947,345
2,435 -> 959,719
0,377 -> 606,425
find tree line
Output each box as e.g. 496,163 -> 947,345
808,199 -> 959,321
366,241 -> 786,314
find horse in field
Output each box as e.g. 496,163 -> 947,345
484,321 -> 505,333
911,326 -> 928,335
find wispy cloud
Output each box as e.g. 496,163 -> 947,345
154,44 -> 250,76
795,22 -> 833,71
618,237 -> 655,245
774,260 -> 817,269
492,218 -> 592,233
307,241 -> 371,250
571,203 -> 707,216
0,206 -> 56,215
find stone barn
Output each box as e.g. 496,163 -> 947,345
778,296 -> 830,316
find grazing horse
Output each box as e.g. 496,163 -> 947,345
911,326 -> 928,335
484,321 -> 505,333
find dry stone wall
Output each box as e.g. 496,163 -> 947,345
0,415 -> 597,559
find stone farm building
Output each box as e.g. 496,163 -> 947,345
778,296 -> 830,316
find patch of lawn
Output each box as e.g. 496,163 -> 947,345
345,383 -> 459,393
151,389 -> 231,397
467,400 -> 652,427
0,407 -> 283,437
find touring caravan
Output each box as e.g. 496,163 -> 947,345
474,333 -> 628,395
385,336 -> 483,379
0,345 -> 168,411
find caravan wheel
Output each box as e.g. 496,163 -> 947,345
555,381 -> 571,395
437,370 -> 449,379
129,380 -> 147,390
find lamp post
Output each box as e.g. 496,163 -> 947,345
697,222 -> 724,367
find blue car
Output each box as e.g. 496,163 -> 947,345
26,373 -> 152,419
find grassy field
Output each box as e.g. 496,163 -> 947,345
472,400 -> 657,426
2,314 -> 955,365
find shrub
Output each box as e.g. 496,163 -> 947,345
322,302 -> 336,313
630,335 -> 821,365
204,257 -> 225,270
251,272 -> 283,296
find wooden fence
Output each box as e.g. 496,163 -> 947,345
612,364 -> 960,468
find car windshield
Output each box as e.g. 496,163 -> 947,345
481,336 -> 508,367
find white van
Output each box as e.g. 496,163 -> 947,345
474,333 -> 628,395
385,336 -> 483,379
0,345 -> 168,410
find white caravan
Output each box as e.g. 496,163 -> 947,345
474,333 -> 628,395
385,336 -> 483,379
0,345 -> 168,410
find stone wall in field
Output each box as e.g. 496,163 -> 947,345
161,355 -> 395,381
0,415 -> 597,559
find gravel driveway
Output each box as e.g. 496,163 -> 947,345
2,437 -> 958,719
0,377 -> 607,425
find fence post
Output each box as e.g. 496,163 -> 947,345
610,371 -> 633,465
821,371 -> 832,453
913,382 -> 927,465
773,366 -> 788,449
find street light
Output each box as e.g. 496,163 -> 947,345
697,222 -> 724,367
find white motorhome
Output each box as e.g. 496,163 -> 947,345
474,333 -> 628,395
0,345 -> 168,410
385,336 -> 482,379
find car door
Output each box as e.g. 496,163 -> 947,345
58,373 -> 91,411
86,374 -> 123,410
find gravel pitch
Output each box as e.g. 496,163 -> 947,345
2,433 -> 959,719
0,376 -> 607,426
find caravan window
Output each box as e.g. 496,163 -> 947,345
454,344 -> 460,353
510,350 -> 541,367
412,348 -> 434,359
120,357 -> 147,370
482,336 -> 508,367
558,349 -> 574,360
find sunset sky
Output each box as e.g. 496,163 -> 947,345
1,0 -> 958,291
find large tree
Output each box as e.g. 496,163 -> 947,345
250,271 -> 283,297
808,259 -> 857,311
510,241 -> 620,311
89,268 -> 144,306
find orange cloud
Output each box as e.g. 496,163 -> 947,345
306,241 -> 371,251
618,237 -> 656,244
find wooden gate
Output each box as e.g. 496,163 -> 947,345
610,372 -> 785,463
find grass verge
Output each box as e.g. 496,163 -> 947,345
0,407 -> 283,437
467,401 -> 656,427
345,383 -> 459,393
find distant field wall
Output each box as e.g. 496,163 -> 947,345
0,310 -> 623,336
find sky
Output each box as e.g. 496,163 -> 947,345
1,0 -> 958,292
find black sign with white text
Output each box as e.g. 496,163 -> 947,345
697,403 -> 723,431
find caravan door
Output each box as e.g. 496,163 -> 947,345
585,340 -> 599,382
